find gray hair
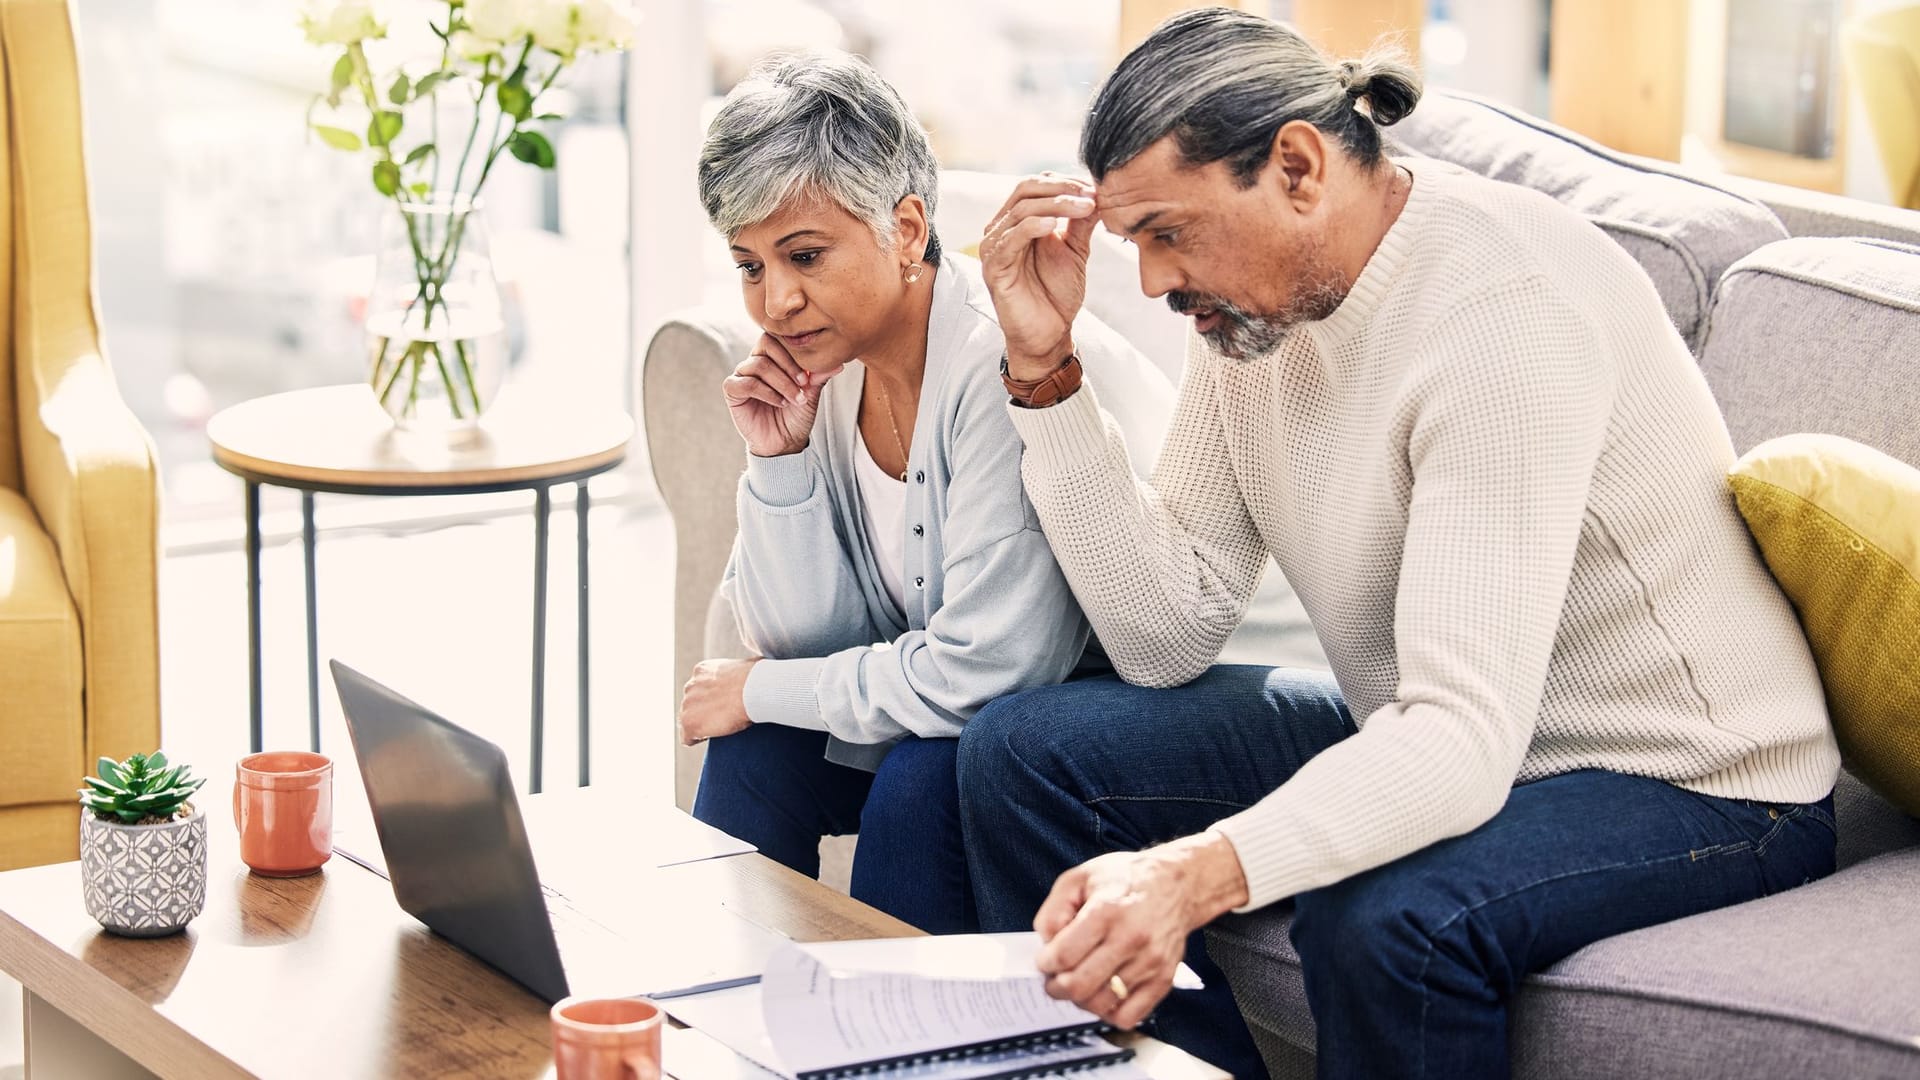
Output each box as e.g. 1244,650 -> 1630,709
698,51 -> 942,264
1081,7 -> 1422,186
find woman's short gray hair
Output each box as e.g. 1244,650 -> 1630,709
1081,7 -> 1421,186
698,51 -> 942,264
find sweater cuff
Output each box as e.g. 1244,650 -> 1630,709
743,452 -> 816,508
742,657 -> 829,731
1005,380 -> 1112,477
1211,805 -> 1323,912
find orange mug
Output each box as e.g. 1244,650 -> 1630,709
550,997 -> 663,1080
232,751 -> 333,877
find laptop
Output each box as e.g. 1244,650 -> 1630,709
330,659 -> 783,1004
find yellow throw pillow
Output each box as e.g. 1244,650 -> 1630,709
1730,433 -> 1920,816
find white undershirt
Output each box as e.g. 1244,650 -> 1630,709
853,430 -> 908,613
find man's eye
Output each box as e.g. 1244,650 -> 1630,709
1155,230 -> 1181,247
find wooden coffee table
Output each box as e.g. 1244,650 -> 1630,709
0,807 -> 1228,1079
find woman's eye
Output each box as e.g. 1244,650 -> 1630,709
735,262 -> 761,278
791,249 -> 821,266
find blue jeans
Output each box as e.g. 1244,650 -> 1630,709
692,723 -> 975,934
958,666 -> 1837,1080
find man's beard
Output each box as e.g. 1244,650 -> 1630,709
1167,248 -> 1348,361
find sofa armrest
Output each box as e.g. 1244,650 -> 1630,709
1714,172 -> 1920,246
17,361 -> 160,767
8,0 -> 161,768
637,307 -> 759,807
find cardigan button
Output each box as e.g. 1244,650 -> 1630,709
914,576 -> 925,588
912,524 -> 924,537
915,470 -> 926,484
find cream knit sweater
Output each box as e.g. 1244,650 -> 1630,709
1007,159 -> 1840,911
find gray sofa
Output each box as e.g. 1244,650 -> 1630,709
637,91 -> 1920,1076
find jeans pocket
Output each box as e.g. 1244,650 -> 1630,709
1755,803 -> 1839,892
1799,800 -> 1838,835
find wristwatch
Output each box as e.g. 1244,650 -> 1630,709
1000,351 -> 1083,409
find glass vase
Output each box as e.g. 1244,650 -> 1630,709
364,198 -> 506,433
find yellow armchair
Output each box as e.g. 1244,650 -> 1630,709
0,0 -> 161,871
1844,5 -> 1920,210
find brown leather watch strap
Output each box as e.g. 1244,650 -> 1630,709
1001,352 -> 1084,408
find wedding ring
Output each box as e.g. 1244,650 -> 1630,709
1108,974 -> 1130,1001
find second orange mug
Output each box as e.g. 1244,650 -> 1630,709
232,751 -> 333,876
551,997 -> 663,1080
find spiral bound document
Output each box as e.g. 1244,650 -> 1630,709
665,933 -> 1196,1080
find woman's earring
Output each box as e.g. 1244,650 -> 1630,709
904,262 -> 924,285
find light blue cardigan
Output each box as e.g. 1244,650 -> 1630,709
723,256 -> 1166,768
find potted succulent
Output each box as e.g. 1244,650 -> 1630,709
78,752 -> 209,937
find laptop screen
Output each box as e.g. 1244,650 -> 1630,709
330,661 -> 571,1002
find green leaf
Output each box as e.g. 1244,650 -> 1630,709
313,125 -> 364,152
497,79 -> 533,122
367,110 -> 404,147
146,751 -> 168,772
329,53 -> 354,108
508,130 -> 555,168
409,182 -> 431,198
414,72 -> 450,98
402,143 -> 436,165
82,777 -> 126,798
97,758 -> 124,787
535,112 -> 564,122
373,160 -> 402,196
389,73 -> 411,106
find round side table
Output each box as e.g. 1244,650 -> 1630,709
208,385 -> 634,792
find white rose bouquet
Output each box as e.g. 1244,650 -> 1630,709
299,0 -> 636,425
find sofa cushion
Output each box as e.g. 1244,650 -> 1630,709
1392,92 -> 1788,350
1731,435 -> 1920,816
0,486 -> 83,808
1208,845 -> 1920,1079
1700,238 -> 1920,469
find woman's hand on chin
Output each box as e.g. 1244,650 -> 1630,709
678,657 -> 760,745
724,332 -> 845,457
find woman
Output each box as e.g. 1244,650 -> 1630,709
674,51 -> 1166,933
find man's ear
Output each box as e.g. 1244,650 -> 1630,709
894,194 -> 931,264
1267,120 -> 1329,210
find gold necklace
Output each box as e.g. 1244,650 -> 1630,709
871,374 -> 910,482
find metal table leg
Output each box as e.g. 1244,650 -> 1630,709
576,480 -> 591,787
246,481 -> 263,755
530,485 -> 552,794
303,491 -> 320,753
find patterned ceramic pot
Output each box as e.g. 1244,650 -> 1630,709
80,805 -> 208,937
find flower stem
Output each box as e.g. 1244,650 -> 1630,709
454,337 -> 483,414
431,341 -> 468,419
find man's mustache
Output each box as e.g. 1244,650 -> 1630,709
1167,291 -> 1244,321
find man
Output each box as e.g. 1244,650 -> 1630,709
966,8 -> 1840,1078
